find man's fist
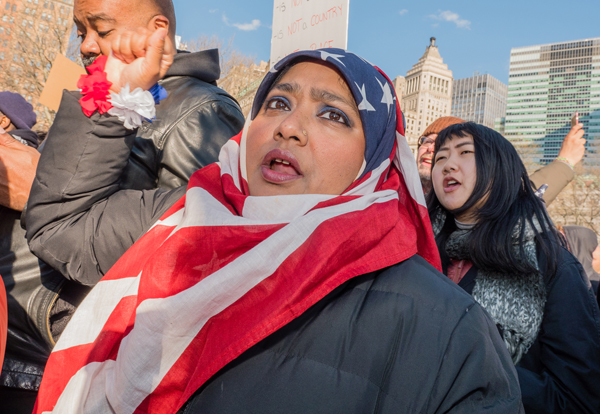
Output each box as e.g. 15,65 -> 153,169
105,28 -> 174,93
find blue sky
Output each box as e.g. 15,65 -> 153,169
172,0 -> 600,84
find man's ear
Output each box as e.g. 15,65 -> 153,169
150,15 -> 175,55
0,116 -> 11,129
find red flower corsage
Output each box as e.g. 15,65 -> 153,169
77,55 -> 113,117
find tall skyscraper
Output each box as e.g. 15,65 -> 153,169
0,0 -> 74,127
451,73 -> 507,129
401,37 -> 453,152
505,38 -> 600,165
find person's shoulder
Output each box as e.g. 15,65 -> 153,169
369,255 -> 479,319
552,245 -> 592,291
160,76 -> 238,109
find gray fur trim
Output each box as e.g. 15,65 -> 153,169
432,210 -> 546,365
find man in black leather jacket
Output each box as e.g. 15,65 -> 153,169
0,0 -> 244,410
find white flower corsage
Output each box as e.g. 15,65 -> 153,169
108,84 -> 157,130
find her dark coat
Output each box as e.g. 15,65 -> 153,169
178,256 -> 524,414
458,246 -> 600,414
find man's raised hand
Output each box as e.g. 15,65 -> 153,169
105,28 -> 174,93
558,122 -> 586,167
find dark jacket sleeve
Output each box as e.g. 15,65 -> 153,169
26,91 -> 185,286
119,80 -> 245,191
427,303 -> 524,413
529,160 -> 574,206
517,251 -> 600,414
156,97 -> 244,190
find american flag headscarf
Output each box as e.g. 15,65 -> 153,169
35,49 -> 441,414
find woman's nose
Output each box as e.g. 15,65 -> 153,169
443,156 -> 458,173
275,110 -> 308,146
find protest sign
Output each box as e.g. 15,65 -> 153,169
270,0 -> 349,67
39,54 -> 86,112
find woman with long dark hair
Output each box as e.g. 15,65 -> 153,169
427,122 -> 600,413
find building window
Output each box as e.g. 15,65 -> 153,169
5,2 -> 9,10
11,3 -> 15,11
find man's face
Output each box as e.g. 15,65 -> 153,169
416,133 -> 437,183
74,0 -> 155,67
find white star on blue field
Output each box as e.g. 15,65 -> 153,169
174,0 -> 599,83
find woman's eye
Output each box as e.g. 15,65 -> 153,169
97,30 -> 112,38
266,98 -> 290,111
319,108 -> 349,125
461,150 -> 473,155
435,156 -> 446,162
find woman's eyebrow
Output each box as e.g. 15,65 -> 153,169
439,140 -> 474,152
454,141 -> 474,149
311,88 -> 359,117
273,82 -> 301,95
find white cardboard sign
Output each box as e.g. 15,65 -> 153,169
270,0 -> 349,67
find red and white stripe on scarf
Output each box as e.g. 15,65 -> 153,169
35,117 -> 441,413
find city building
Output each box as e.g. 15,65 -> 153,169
451,72 -> 507,129
0,0 -> 74,128
392,75 -> 406,104
218,61 -> 269,117
494,117 -> 506,135
400,37 -> 453,153
505,37 -> 600,165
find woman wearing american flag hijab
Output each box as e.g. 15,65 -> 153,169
27,29 -> 523,413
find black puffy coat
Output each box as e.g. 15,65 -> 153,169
458,247 -> 600,413
178,256 -> 523,414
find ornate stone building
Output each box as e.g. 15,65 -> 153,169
400,37 -> 453,153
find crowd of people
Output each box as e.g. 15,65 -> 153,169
0,0 -> 599,413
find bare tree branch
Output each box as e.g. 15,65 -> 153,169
0,3 -> 74,130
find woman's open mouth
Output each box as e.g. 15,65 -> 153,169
261,149 -> 304,184
443,176 -> 461,193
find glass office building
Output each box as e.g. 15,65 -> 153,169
451,73 -> 507,129
505,38 -> 600,165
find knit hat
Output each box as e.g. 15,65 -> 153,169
421,116 -> 465,139
0,91 -> 37,130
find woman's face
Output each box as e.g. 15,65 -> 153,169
431,134 -> 478,222
246,61 -> 366,197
